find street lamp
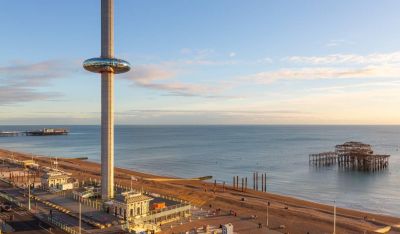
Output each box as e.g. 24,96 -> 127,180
28,178 -> 31,211
333,200 -> 336,234
79,201 -> 82,234
267,201 -> 270,228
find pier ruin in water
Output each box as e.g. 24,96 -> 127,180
309,141 -> 390,172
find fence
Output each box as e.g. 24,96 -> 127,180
134,204 -> 191,224
47,216 -> 82,234
69,192 -> 102,211
0,191 -> 23,207
0,191 -> 82,234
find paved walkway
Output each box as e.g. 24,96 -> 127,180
37,192 -> 119,225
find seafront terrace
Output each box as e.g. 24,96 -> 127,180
3,150 -> 400,233
0,156 -> 200,233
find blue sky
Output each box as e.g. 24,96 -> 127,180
1,1 -> 400,124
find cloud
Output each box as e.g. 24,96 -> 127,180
0,85 -> 61,105
283,51 -> 400,65
113,109 -> 310,125
179,48 -> 215,58
256,57 -> 273,64
308,80 -> 400,93
180,48 -> 192,55
0,60 -> 75,86
123,109 -> 304,115
121,64 -> 218,97
325,39 -> 354,47
244,65 -> 400,84
124,64 -> 177,83
244,51 -> 400,84
177,48 -> 238,65
0,60 -> 75,105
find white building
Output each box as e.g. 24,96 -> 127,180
222,223 -> 234,234
110,191 -> 153,220
41,171 -> 72,190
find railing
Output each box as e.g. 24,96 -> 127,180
148,203 -> 190,216
70,192 -> 102,211
0,191 -> 82,234
0,191 -> 23,207
113,183 -> 190,205
47,216 -> 82,234
134,204 -> 191,224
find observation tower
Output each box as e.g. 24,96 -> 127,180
83,0 -> 131,200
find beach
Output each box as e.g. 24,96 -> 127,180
1,125 -> 400,217
1,148 -> 399,234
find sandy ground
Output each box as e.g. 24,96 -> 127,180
1,148 -> 399,234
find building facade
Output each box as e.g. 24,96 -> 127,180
41,171 -> 71,190
110,191 -> 153,220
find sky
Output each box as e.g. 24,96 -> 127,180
1,0 -> 400,125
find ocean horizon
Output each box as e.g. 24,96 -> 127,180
0,125 -> 399,217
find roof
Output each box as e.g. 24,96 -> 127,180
22,160 -> 35,164
335,141 -> 373,154
114,192 -> 153,204
74,187 -> 88,193
41,172 -> 70,180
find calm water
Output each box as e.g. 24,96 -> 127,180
0,125 -> 399,216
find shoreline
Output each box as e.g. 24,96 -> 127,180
2,146 -> 397,217
1,148 -> 399,233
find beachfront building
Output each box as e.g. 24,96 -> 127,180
109,191 -> 153,220
41,171 -> 73,190
0,167 -> 27,178
20,159 -> 39,169
102,191 -> 193,232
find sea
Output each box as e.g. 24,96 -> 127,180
0,125 -> 399,216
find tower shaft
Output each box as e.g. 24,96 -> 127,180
84,0 -> 130,200
101,0 -> 113,58
101,72 -> 114,199
101,0 -> 114,200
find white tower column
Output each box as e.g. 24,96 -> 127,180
101,0 -> 114,200
83,0 -> 131,201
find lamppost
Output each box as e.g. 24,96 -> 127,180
28,178 -> 31,211
333,200 -> 336,234
267,201 -> 270,228
79,201 -> 82,234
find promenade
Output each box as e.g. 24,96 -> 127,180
1,148 -> 400,234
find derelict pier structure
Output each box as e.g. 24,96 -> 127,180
310,141 -> 390,172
